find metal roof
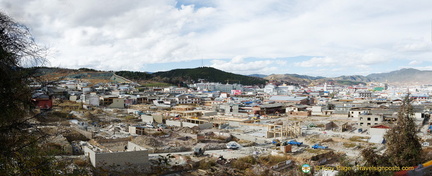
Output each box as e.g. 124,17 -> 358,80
269,96 -> 307,101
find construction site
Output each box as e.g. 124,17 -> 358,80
36,98 -> 432,175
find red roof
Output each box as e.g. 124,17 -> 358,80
371,125 -> 391,129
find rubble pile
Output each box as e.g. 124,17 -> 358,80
174,126 -> 199,134
132,136 -> 164,148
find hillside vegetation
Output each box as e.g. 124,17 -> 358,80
152,67 -> 267,85
34,67 -> 267,86
33,67 -> 432,87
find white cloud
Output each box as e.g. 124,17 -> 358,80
2,0 -> 432,76
409,60 -> 423,65
394,36 -> 432,54
294,50 -> 391,70
294,57 -> 337,68
2,0 -> 215,70
210,57 -> 285,74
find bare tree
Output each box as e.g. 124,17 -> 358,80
0,12 -> 56,175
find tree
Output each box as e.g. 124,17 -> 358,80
0,12 -> 55,174
327,103 -> 335,110
338,95 -> 423,176
384,94 -> 422,167
360,94 -> 422,167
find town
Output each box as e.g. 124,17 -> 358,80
30,69 -> 432,175
3,1 -> 432,175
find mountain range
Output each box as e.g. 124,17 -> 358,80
34,67 -> 432,86
261,68 -> 432,86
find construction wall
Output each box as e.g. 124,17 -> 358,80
325,122 -> 338,130
71,125 -> 93,139
153,114 -> 163,123
219,123 -> 229,129
141,115 -> 153,124
70,95 -> 78,101
129,126 -> 137,135
228,121 -> 241,127
165,120 -> 212,129
84,142 -> 148,168
88,95 -> 99,106
311,106 -> 322,116
415,112 -> 423,121
203,111 -> 217,116
108,98 -> 125,108
369,128 -> 388,136
288,111 -> 311,117
182,122 -> 199,128
198,123 -> 213,130
127,141 -> 146,151
95,137 -> 132,143
239,123 -> 268,129
83,146 -> 97,167
75,128 -> 93,139
166,120 -> 182,127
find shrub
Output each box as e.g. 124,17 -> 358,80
349,136 -> 369,142
152,131 -> 167,137
343,142 -> 356,148
231,156 -> 256,170
258,155 -> 287,166
73,159 -> 88,167
198,159 -> 216,169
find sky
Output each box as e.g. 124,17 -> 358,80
2,0 -> 432,77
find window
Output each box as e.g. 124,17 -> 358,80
367,123 -> 371,126
367,118 -> 371,121
375,118 -> 378,121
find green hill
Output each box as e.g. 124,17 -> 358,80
152,67 -> 266,85
115,71 -> 152,80
32,67 -> 266,86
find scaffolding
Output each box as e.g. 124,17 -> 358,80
266,122 -> 302,138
